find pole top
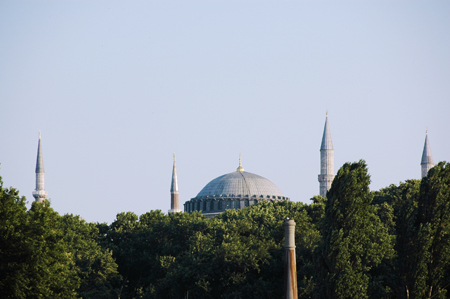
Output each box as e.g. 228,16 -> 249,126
284,217 -> 296,226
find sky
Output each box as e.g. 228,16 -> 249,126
1,1 -> 449,224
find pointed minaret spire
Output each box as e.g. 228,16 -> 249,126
236,153 -> 245,172
32,131 -> 48,203
320,110 -> 333,150
421,130 -> 435,178
169,153 -> 181,214
318,112 -> 335,197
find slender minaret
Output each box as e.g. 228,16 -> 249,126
318,111 -> 335,197
32,131 -> 48,203
169,154 -> 181,214
421,130 -> 434,178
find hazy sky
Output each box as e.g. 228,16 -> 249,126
1,1 -> 449,224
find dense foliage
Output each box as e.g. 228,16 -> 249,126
1,161 -> 450,298
314,160 -> 395,299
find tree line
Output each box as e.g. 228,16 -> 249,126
1,160 -> 449,298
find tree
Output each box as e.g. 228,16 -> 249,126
314,160 -> 395,299
100,212 -> 144,298
0,176 -> 29,298
26,201 -> 79,298
412,162 -> 450,299
373,180 -> 421,298
0,173 -> 78,298
305,195 -> 326,227
148,201 -> 320,299
61,214 -> 121,298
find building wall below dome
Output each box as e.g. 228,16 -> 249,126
184,195 -> 289,217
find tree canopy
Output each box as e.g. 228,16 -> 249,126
1,161 -> 450,298
0,176 -> 77,298
314,160 -> 395,299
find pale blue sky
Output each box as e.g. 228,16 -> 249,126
1,1 -> 449,223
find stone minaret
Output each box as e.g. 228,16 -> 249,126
318,112 -> 335,197
32,131 -> 48,203
169,154 -> 181,214
284,218 -> 297,299
421,130 -> 434,178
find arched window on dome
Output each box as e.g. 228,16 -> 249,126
203,201 -> 207,211
218,200 -> 223,210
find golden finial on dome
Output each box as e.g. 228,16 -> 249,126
236,153 -> 244,172
39,130 -> 41,139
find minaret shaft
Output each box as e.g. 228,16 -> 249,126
171,193 -> 179,211
421,131 -> 434,178
32,133 -> 48,203
169,154 -> 181,214
36,173 -> 45,190
318,113 -> 335,197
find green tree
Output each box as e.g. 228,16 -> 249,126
0,174 -> 78,298
314,160 -> 395,299
26,201 -> 79,298
99,210 -> 182,299
149,201 -> 320,299
101,212 -> 143,298
0,177 -> 29,298
61,214 -> 121,298
305,195 -> 326,227
142,211 -> 213,299
412,162 -> 450,299
373,180 -> 421,298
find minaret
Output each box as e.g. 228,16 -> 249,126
421,130 -> 434,178
169,154 -> 181,214
32,131 -> 48,203
318,112 -> 335,197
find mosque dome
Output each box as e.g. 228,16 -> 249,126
184,157 -> 289,217
196,171 -> 285,199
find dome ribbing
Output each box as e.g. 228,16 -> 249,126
196,171 -> 284,199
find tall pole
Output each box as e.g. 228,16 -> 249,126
284,218 -> 297,299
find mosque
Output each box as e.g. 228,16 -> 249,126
170,113 -> 436,218
32,114 -> 436,217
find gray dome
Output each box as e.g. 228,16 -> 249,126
196,171 -> 285,198
185,166 -> 289,217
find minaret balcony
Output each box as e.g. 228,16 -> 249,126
318,174 -> 335,183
